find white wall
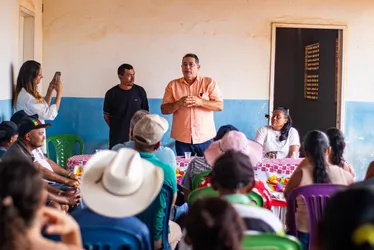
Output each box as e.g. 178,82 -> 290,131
0,0 -> 43,101
42,0 -> 374,101
0,0 -> 17,100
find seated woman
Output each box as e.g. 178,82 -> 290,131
255,106 -> 300,159
284,130 -> 354,250
0,158 -> 82,250
326,127 -> 356,179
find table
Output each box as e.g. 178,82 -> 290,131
67,154 -> 195,183
254,158 -> 303,204
66,154 -> 92,176
176,156 -> 196,185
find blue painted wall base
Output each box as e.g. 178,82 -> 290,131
0,96 -> 369,180
0,99 -> 12,122
46,97 -> 269,155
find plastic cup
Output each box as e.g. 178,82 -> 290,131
184,152 -> 192,159
292,152 -> 300,159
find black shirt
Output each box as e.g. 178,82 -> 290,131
1,139 -> 34,164
104,84 -> 149,148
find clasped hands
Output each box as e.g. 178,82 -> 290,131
178,95 -> 204,108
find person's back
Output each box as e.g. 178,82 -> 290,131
132,114 -> 180,249
139,152 -> 178,241
295,159 -> 353,233
223,194 -> 284,235
72,207 -> 151,248
285,130 -> 354,249
318,186 -> 374,250
210,150 -> 283,235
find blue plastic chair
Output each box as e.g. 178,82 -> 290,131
137,184 -> 174,250
80,225 -> 148,250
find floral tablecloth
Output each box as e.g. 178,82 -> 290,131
67,154 -> 195,184
176,156 -> 196,185
66,154 -> 92,176
253,158 -> 303,203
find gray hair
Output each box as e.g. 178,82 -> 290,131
130,110 -> 149,129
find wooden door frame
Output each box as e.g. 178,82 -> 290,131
269,23 -> 348,132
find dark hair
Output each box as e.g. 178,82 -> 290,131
117,64 -> 134,76
0,134 -> 13,146
215,125 -> 239,141
303,130 -> 330,184
0,159 -> 44,250
212,150 -> 255,191
183,53 -> 200,64
185,197 -> 244,250
326,127 -> 345,168
13,60 -> 42,107
273,106 -> 293,142
319,187 -> 374,250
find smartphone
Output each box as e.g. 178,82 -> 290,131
54,71 -> 61,84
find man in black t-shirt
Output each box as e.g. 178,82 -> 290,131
104,64 -> 149,148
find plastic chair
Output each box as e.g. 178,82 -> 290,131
46,134 -> 84,169
191,170 -> 212,190
188,186 -> 219,204
80,225 -> 147,250
137,184 -> 174,250
247,191 -> 264,207
188,187 -> 263,207
287,184 -> 346,249
242,234 -> 302,250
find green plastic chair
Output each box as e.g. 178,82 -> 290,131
241,234 -> 302,250
247,192 -> 264,208
188,187 -> 219,204
191,170 -> 212,190
46,134 -> 84,169
188,187 -> 263,208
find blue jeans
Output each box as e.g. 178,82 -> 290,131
297,231 -> 310,250
175,139 -> 213,157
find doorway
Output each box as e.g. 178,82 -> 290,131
270,24 -> 345,155
19,7 -> 35,64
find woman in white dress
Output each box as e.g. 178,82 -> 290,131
255,106 -> 300,159
13,60 -> 62,123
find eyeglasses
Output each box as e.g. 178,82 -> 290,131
182,63 -> 196,68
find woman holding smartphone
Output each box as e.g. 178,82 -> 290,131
13,60 -> 62,122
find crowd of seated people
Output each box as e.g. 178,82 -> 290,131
2,60 -> 374,250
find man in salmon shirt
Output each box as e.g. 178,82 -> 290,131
161,54 -> 223,156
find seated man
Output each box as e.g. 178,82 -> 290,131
72,148 -> 163,250
112,109 -> 177,171
132,114 -> 181,249
3,111 -> 80,210
10,110 -> 80,189
0,121 -> 18,158
32,147 -> 80,189
211,150 -> 284,235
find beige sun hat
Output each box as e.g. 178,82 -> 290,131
81,148 -> 164,218
204,131 -> 263,167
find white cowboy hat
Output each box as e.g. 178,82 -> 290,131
81,148 -> 164,218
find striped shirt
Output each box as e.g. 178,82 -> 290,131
182,157 -> 211,190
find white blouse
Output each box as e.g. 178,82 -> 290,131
14,88 -> 58,122
255,125 -> 300,159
